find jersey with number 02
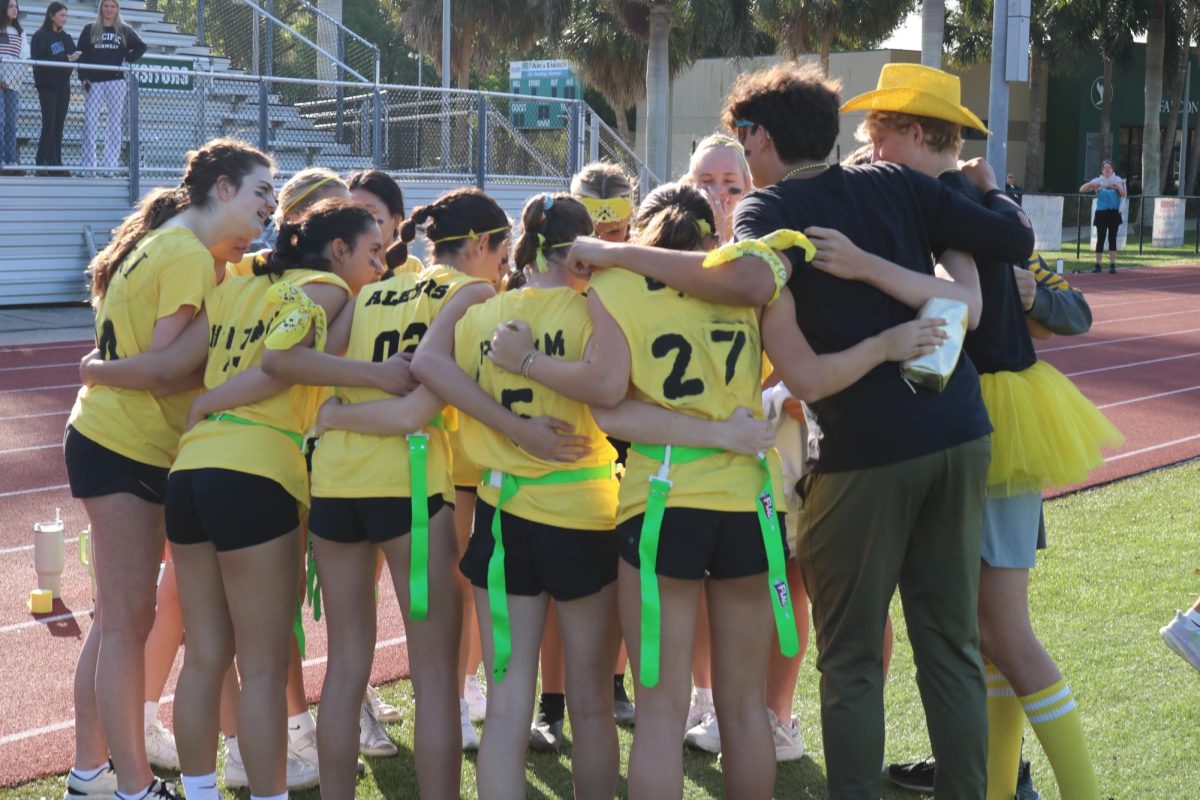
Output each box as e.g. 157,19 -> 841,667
310,265 -> 480,501
68,226 -> 214,468
588,267 -> 782,520
171,268 -> 349,508
453,286 -> 618,530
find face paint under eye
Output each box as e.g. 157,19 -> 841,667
727,187 -> 744,195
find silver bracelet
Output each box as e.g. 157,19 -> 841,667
520,350 -> 538,378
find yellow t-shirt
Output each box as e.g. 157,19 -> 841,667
453,286 -> 618,530
588,268 -> 782,521
68,226 -> 216,468
225,250 -> 270,281
310,265 -> 484,500
171,269 -> 350,507
392,254 -> 424,276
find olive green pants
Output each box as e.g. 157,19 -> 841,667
797,437 -> 991,800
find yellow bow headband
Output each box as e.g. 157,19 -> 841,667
579,195 -> 633,224
430,224 -> 510,246
534,233 -> 574,272
281,176 -> 339,218
696,219 -> 712,237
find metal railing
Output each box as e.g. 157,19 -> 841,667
1020,193 -> 1200,261
0,58 -> 656,199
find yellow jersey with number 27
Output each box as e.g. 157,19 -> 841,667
588,267 -> 782,522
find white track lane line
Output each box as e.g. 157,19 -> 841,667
1092,309 -> 1200,326
1040,327 -> 1200,353
0,444 -> 60,455
0,363 -> 76,373
0,342 -> 91,354
0,536 -> 79,556
0,410 -> 70,422
0,383 -> 78,394
0,636 -> 409,746
0,484 -> 70,498
1097,385 -> 1200,409
1065,351 -> 1200,378
1088,283 -> 1200,309
1107,433 -> 1200,462
0,608 -> 87,634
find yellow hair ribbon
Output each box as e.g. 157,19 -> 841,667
696,219 -> 713,237
701,229 -> 815,304
578,196 -> 633,224
281,176 -> 338,219
430,224 -> 510,246
533,233 -> 575,273
264,281 -> 330,352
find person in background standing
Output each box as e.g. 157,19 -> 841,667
1079,160 -> 1126,274
31,1 -> 78,169
0,0 -> 28,171
78,0 -> 144,171
1005,173 -> 1023,206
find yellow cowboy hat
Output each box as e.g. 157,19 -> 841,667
841,63 -> 990,135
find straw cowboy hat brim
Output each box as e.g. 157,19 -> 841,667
841,87 -> 991,135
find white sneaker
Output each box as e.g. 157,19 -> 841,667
684,689 -> 714,735
287,725 -> 320,772
684,711 -> 721,753
460,698 -> 480,751
227,737 -> 321,791
366,684 -> 402,723
768,709 -> 805,761
464,674 -> 487,723
360,701 -> 399,757
63,760 -> 117,799
144,718 -> 181,771
1161,611 -> 1200,671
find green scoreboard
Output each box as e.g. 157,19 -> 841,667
509,60 -> 580,130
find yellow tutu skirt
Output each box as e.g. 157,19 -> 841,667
979,360 -> 1124,496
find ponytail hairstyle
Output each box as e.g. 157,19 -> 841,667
399,188 -> 510,260
347,169 -> 409,268
276,167 -> 349,224
513,193 -> 592,273
261,199 -> 377,277
633,183 -> 717,252
88,138 -> 273,304
570,161 -> 636,231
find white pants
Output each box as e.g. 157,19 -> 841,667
82,79 -> 127,169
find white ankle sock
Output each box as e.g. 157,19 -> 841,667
71,763 -> 107,781
225,734 -> 241,761
144,700 -> 159,728
115,784 -> 152,800
181,772 -> 219,800
694,687 -> 713,704
250,793 -> 288,800
1185,608 -> 1200,627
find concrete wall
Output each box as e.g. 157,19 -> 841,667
638,50 -> 1043,186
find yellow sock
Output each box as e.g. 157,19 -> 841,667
985,663 -> 1024,800
1021,678 -> 1099,800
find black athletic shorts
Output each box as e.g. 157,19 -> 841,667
616,507 -> 789,581
166,468 -> 299,551
459,497 -> 617,601
64,425 -> 168,505
309,495 -> 450,545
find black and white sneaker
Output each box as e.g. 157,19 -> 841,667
141,779 -> 184,800
62,760 -> 117,799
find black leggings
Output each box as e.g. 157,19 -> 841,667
36,85 -> 70,167
1094,210 -> 1121,253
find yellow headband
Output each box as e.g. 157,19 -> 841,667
430,224 -> 510,246
281,176 -> 339,218
696,219 -> 712,237
579,195 -> 633,224
534,233 -> 575,273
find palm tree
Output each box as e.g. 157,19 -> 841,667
1158,2 -> 1194,191
753,0 -> 915,76
1142,0 -> 1168,197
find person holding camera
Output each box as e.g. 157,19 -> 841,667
1079,159 -> 1127,274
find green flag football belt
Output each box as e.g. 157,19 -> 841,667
628,443 -> 798,688
403,413 -> 445,622
481,463 -> 615,683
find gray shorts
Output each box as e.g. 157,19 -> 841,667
980,492 -> 1043,569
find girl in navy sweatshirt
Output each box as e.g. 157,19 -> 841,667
77,0 -> 144,170
30,2 -> 79,167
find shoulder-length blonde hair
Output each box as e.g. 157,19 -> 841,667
91,0 -> 128,44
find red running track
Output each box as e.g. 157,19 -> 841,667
1,267 -> 1198,787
